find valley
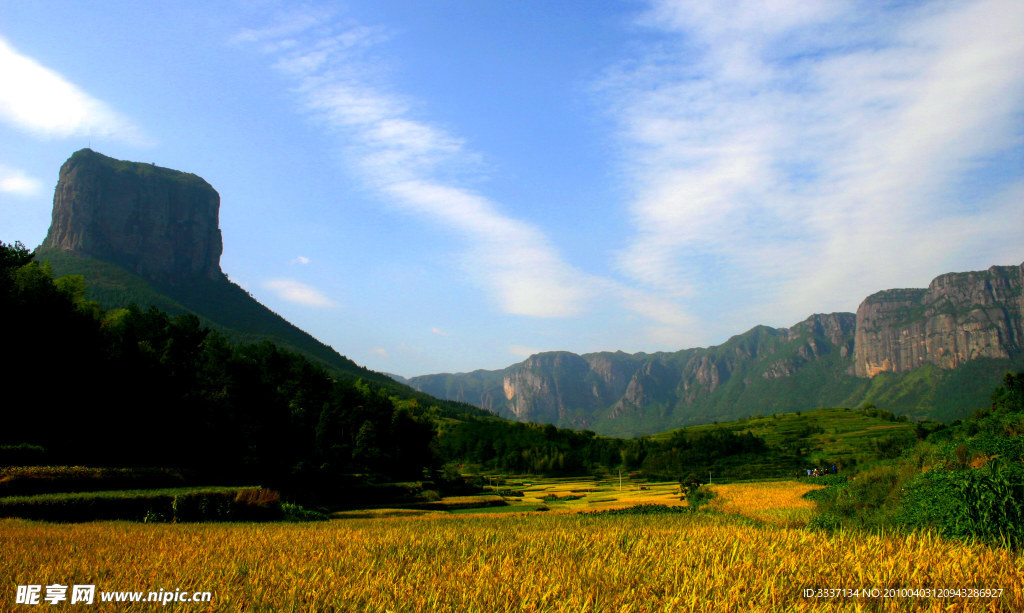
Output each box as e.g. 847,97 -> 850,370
3,149 -> 1023,612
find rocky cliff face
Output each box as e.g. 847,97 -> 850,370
854,264 -> 1024,377
41,149 -> 224,284
420,266 -> 1024,434
500,352 -> 604,426
410,313 -> 859,434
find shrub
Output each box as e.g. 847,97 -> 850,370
686,485 -> 716,511
232,488 -> 283,521
900,460 -> 1024,548
588,504 -> 689,516
806,512 -> 843,532
172,491 -> 235,522
812,474 -> 848,487
807,464 -> 907,529
281,502 -> 329,522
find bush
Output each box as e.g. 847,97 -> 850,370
686,485 -> 716,511
812,474 -> 848,487
171,487 -> 283,522
900,460 -> 1024,548
232,488 -> 283,521
588,504 -> 689,517
806,512 -> 844,532
171,491 -> 235,522
281,502 -> 329,522
807,464 -> 907,529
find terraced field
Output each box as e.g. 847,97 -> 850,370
331,476 -> 687,518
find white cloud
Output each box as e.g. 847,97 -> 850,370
237,11 -> 590,319
0,37 -> 150,145
262,278 -> 337,308
372,347 -> 389,358
507,345 -> 540,360
384,179 -> 590,317
430,327 -> 449,337
0,164 -> 42,196
606,0 -> 1024,333
291,255 -> 310,265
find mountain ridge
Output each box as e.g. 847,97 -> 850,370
410,266 -> 1024,435
30,149 -> 1024,436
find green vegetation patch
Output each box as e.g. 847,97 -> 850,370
0,486 -> 283,523
0,466 -> 185,497
586,504 -> 691,516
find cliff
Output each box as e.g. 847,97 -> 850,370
412,262 -> 1024,434
34,149 -> 401,389
411,313 -> 862,435
854,264 -> 1024,377
41,149 -> 224,285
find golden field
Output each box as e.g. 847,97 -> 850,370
707,480 -> 825,527
4,496 -> 1023,612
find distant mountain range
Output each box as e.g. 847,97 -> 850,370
407,265 -> 1024,436
34,149 -> 1024,437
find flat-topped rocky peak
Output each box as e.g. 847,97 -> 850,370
41,149 -> 224,284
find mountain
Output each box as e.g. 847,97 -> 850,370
32,149 -> 1023,436
42,149 -> 223,284
35,149 -> 403,389
854,264 -> 1024,376
411,313 -> 862,436
411,266 -> 1024,436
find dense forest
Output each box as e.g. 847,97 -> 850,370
3,241 -> 441,502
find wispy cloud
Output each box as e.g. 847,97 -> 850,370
234,9 -> 590,318
606,0 -> 1024,331
507,345 -> 541,360
0,164 -> 42,197
0,37 -> 150,145
291,255 -> 311,265
430,327 -> 449,337
262,278 -> 337,308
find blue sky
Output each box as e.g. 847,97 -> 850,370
2,0 -> 1022,378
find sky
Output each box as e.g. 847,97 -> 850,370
1,0 -> 1022,378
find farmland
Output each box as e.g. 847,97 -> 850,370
3,479 -> 1022,612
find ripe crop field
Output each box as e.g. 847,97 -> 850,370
329,476 -> 687,518
707,480 -> 824,527
4,506 -> 1022,611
